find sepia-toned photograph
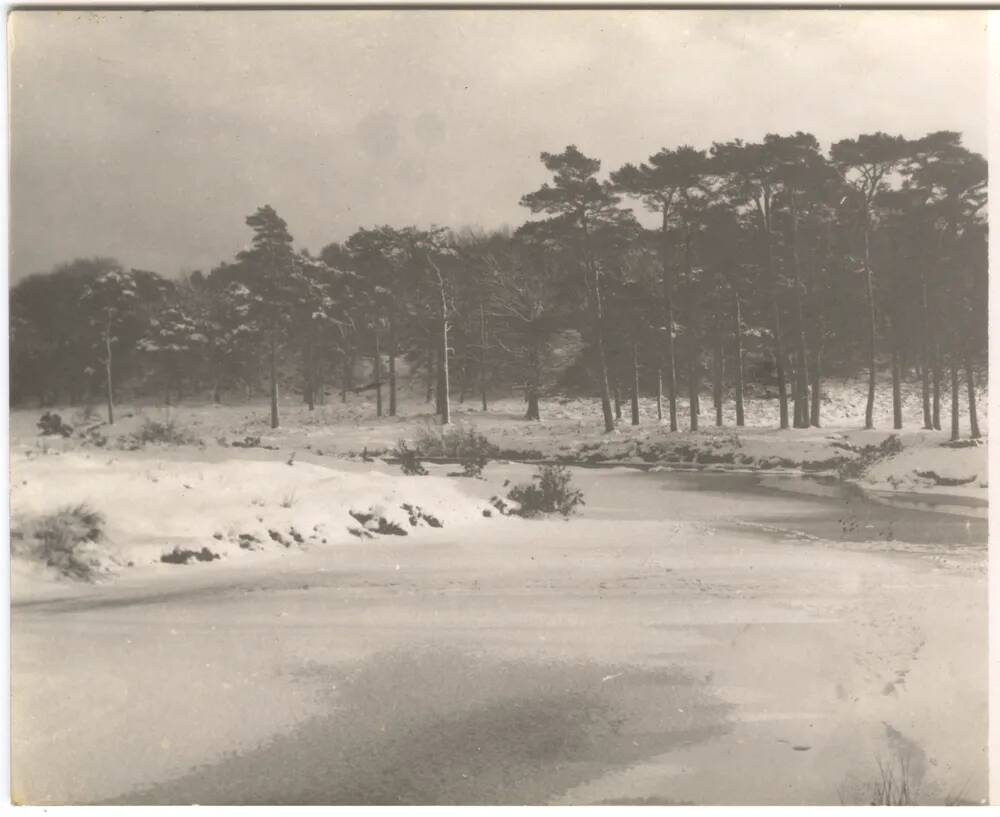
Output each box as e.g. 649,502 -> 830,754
7,8 -> 991,806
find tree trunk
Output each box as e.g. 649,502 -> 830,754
950,359 -> 960,441
789,357 -> 801,428
920,270 -> 933,430
810,346 -> 822,428
965,356 -> 981,440
439,319 -> 450,424
794,353 -> 809,428
688,356 -> 699,431
713,309 -> 724,427
891,345 -> 902,430
771,304 -> 789,430
434,265 -> 451,426
920,362 -> 932,430
931,344 -> 942,430
734,290 -> 745,428
388,318 -> 397,417
583,219 -> 615,433
305,339 -> 315,412
479,302 -> 488,412
807,241 -> 827,429
593,298 -> 615,433
788,196 -> 810,428
104,324 -> 115,426
684,226 -> 699,433
613,380 -> 622,421
435,356 -> 445,416
759,199 -> 789,430
269,326 -> 279,429
526,341 -> 541,421
374,330 -> 383,418
427,341 -> 436,404
863,224 -> 877,430
525,389 -> 540,421
656,365 -> 664,422
659,209 -> 678,432
630,340 -> 640,426
340,354 -> 349,403
886,233 -> 903,431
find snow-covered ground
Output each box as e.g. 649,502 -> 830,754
12,375 -> 987,510
8,377 -> 989,804
10,448 -> 499,594
11,461 -> 987,805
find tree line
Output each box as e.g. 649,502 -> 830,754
10,129 -> 986,439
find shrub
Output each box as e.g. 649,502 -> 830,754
37,411 -> 73,438
415,425 -> 499,459
78,425 -> 108,448
161,546 -> 221,564
837,752 -> 920,806
448,456 -> 489,479
507,465 -> 585,518
268,529 -> 290,547
13,504 -> 105,580
914,470 -> 977,487
837,434 -> 903,480
401,503 -> 443,528
415,425 -> 498,477
238,533 -> 261,550
347,526 -> 375,539
120,418 -> 202,449
348,509 -> 408,536
229,434 -> 279,450
392,440 -> 429,476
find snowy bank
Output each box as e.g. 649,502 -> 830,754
10,449 -> 499,595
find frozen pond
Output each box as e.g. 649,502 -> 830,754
12,460 -> 988,805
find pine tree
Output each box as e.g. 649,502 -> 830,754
236,205 -> 297,428
521,146 -> 623,432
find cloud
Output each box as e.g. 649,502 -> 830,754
357,111 -> 401,159
8,9 -> 988,280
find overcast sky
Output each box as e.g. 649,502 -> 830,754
8,10 -> 988,281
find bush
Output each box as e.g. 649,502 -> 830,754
229,435 -> 279,450
401,503 -> 443,528
448,456 -> 489,479
349,509 -> 408,536
392,440 -> 429,476
120,418 -> 202,449
37,411 -> 73,437
78,425 -> 108,447
415,425 -> 499,458
161,546 -> 221,564
914,470 -> 977,487
415,425 -> 498,477
837,434 -> 903,480
507,465 -> 585,518
457,458 -> 488,478
13,504 -> 105,580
